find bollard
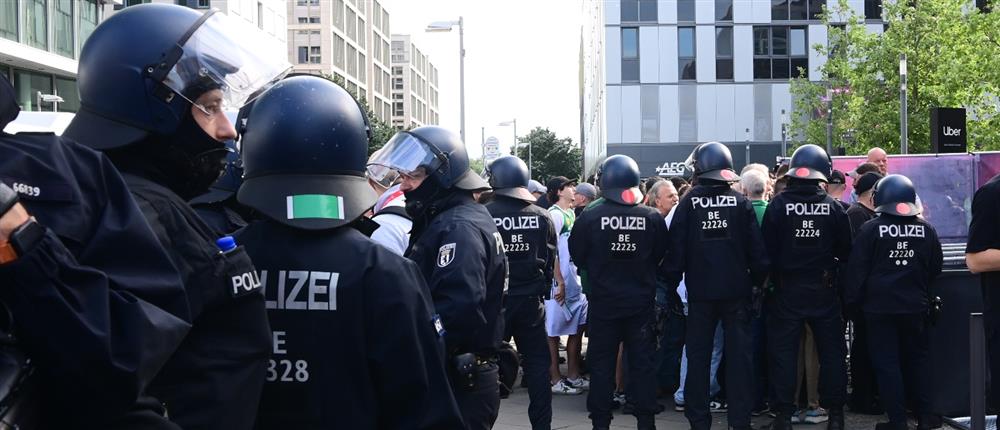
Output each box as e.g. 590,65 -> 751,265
971,313 -> 986,430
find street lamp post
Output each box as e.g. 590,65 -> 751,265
36,91 -> 64,112
780,109 -> 789,157
425,17 -> 465,145
745,127 -> 751,167
900,53 -> 908,154
498,119 -> 522,173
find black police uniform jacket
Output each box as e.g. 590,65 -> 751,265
485,196 -> 556,297
0,132 -> 191,428
844,214 -> 943,314
762,182 -> 851,308
569,198 -> 669,316
235,220 -> 465,429
406,193 -> 507,356
119,173 -> 270,430
192,200 -> 248,236
662,185 -> 770,302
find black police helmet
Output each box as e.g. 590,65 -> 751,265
785,144 -> 832,182
486,156 -> 535,202
237,76 -> 376,230
64,4 -> 288,151
688,142 -> 739,182
411,126 -> 489,191
598,154 -> 643,205
873,174 -> 921,217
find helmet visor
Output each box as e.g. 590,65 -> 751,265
162,12 -> 291,110
366,132 -> 444,181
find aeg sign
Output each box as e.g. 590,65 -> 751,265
655,161 -> 687,177
931,107 -> 967,153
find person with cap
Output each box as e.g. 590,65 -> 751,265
662,142 -> 769,430
61,4 -> 289,428
843,171 -> 884,416
231,75 -> 462,429
761,144 -> 851,430
825,170 -> 850,211
545,175 -> 589,395
844,174 -> 942,430
569,154 -> 668,430
0,69 -> 190,429
484,155 -> 556,429
530,180 -> 550,208
368,125 -> 507,430
189,139 -> 251,235
966,172 -> 1000,413
575,182 -> 599,217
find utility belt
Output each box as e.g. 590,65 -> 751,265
775,269 -> 836,290
450,352 -> 497,392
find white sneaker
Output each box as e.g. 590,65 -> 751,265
551,379 -> 582,395
566,377 -> 590,391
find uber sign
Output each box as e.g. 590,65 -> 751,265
931,107 -> 966,153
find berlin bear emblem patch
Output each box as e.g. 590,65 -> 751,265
437,243 -> 456,268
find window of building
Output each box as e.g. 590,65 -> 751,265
257,2 -> 264,30
865,0 -> 882,19
310,16 -> 320,23
640,85 -> 658,142
334,35 -> 345,69
333,0 -> 344,31
54,0 -> 74,57
621,27 -> 639,82
716,27 -> 734,80
717,0 -> 733,20
678,0 -> 695,21
347,45 -> 358,78
54,76 -> 79,112
357,18 -> 365,49
78,0 -> 98,52
0,1 -> 16,41
13,69 -> 52,112
296,0 -> 318,5
346,8 -> 357,42
359,54 -> 366,83
393,77 -> 403,90
382,40 -> 390,65
25,0 -> 48,51
358,88 -> 366,102
198,0 -> 210,7
678,26 -> 696,81
393,101 -> 404,116
753,26 -> 808,79
297,46 -> 321,64
373,3 -> 382,29
125,0 -> 150,6
773,0 -> 824,19
381,10 -> 389,35
392,66 -> 403,75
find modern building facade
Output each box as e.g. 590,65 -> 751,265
390,34 -> 439,129
1,0 -> 110,113
286,0 -> 395,124
581,0 -> 885,177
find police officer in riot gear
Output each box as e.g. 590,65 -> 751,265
368,125 -> 507,430
0,71 -> 190,429
232,76 -> 463,429
845,175 -> 942,430
761,144 -> 851,430
62,4 -> 289,428
484,155 -> 556,430
569,154 -> 669,430
662,142 -> 769,430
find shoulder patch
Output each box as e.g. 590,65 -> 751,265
437,243 -> 456,268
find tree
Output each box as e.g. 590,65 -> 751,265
511,127 -> 583,182
790,0 -> 1000,154
319,73 -> 400,155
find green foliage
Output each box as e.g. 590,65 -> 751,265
319,73 -> 401,155
790,0 -> 1000,154
511,127 -> 583,182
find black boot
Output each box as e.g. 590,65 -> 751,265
917,413 -> 942,430
769,413 -> 793,430
826,407 -> 845,430
874,421 -> 907,430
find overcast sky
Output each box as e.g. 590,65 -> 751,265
380,0 -> 584,158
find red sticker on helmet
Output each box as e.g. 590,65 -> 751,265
794,167 -> 811,178
720,170 -> 736,180
621,189 -> 637,204
896,203 -> 910,215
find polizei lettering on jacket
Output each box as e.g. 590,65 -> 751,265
878,224 -> 926,238
260,270 -> 339,311
691,195 -> 737,209
493,215 -> 540,231
600,216 -> 647,231
785,202 -> 831,216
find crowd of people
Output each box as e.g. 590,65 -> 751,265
1,3 -> 1000,430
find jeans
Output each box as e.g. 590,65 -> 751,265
674,321 -> 724,405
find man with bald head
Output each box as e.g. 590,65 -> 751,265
867,147 -> 888,175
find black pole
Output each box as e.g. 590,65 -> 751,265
971,312 -> 986,430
